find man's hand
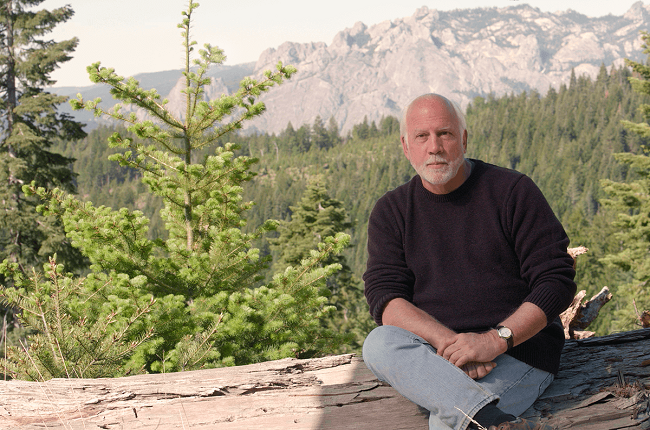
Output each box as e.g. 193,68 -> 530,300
437,331 -> 506,369
460,361 -> 497,379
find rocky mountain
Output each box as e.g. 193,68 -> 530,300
55,2 -> 650,134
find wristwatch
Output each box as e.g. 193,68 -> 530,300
496,325 -> 514,351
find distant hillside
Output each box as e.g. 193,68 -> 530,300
51,2 -> 650,134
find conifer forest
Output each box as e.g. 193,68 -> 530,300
1,0 -> 650,380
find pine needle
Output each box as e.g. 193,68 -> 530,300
454,406 -> 487,430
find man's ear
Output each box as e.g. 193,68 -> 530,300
401,135 -> 410,159
462,130 -> 468,153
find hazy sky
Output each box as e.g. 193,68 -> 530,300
39,0 -> 644,88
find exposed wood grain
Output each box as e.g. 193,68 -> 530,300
0,354 -> 428,429
522,328 -> 650,429
0,330 -> 648,430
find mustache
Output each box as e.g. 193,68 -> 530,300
426,155 -> 449,164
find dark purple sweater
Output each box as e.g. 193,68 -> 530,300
363,160 -> 576,375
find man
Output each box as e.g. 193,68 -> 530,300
362,94 -> 576,430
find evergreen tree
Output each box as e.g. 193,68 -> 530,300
311,115 -> 330,149
269,180 -> 373,353
380,115 -> 400,135
0,0 -> 85,271
0,1 -> 348,379
295,124 -> 311,152
271,180 -> 351,270
327,116 -> 341,146
600,31 -> 650,331
352,116 -> 370,140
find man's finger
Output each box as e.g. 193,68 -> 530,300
440,343 -> 460,361
462,361 -> 498,380
436,337 -> 457,357
468,366 -> 478,379
449,348 -> 475,367
454,354 -> 471,368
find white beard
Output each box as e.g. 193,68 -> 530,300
412,154 -> 464,186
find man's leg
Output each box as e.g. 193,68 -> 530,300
475,353 -> 554,418
362,325 -> 553,430
363,325 -> 498,430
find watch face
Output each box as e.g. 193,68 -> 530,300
498,327 -> 512,338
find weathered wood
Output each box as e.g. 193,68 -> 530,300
635,299 -> 650,329
522,328 -> 650,429
560,247 -> 614,340
0,354 -> 429,429
567,246 -> 589,267
560,287 -> 613,339
1,330 -> 648,429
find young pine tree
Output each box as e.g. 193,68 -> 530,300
600,31 -> 650,331
1,1 -> 348,379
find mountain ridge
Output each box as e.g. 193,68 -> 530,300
53,2 -> 650,134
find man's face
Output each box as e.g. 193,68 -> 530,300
401,97 -> 468,194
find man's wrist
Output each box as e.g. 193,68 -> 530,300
495,325 -> 514,351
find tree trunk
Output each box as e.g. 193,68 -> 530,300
1,329 -> 648,429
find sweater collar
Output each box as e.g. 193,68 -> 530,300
415,158 -> 483,203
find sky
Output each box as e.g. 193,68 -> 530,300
39,0 -> 645,88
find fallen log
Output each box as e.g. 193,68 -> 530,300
0,329 -> 648,430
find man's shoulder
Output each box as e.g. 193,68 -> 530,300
369,176 -> 419,221
474,159 -> 526,181
472,159 -> 534,191
378,176 -> 418,202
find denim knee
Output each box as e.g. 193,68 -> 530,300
362,326 -> 383,369
364,326 -> 406,360
363,325 -> 428,370
362,325 -> 406,381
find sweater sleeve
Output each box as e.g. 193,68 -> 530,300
506,176 -> 577,324
363,194 -> 415,325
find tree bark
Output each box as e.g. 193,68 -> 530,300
1,329 -> 648,429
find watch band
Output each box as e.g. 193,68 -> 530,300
496,325 -> 514,351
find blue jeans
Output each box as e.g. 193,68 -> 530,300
363,325 -> 554,430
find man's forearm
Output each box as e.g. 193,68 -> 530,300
498,301 -> 548,347
381,298 -> 457,350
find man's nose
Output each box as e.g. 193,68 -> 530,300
427,135 -> 444,154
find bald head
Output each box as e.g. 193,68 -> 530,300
399,93 -> 469,194
400,94 -> 466,147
